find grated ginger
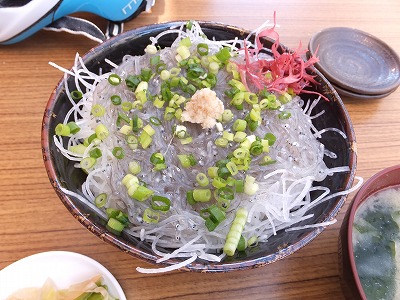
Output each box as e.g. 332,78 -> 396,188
181,88 -> 224,129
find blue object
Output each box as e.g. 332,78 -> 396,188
0,0 -> 152,45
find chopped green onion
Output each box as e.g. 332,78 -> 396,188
217,166 -> 231,179
222,109 -> 233,123
226,161 -> 238,176
215,137 -> 228,147
179,36 -> 192,47
55,123 -> 70,136
278,111 -> 292,119
216,186 -> 234,200
233,131 -> 247,143
130,185 -> 154,201
112,147 -> 124,159
70,90 -> 83,101
143,208 -> 160,224
223,207 -> 248,256
106,218 -> 125,235
222,131 -> 234,141
207,166 -> 219,178
197,43 -> 209,56
122,101 -> 133,112
235,179 -> 244,193
196,173 -> 209,186
208,61 -> 219,74
140,67 -> 153,81
126,75 -> 141,90
212,177 -> 227,189
135,81 -> 148,93
215,47 -> 231,62
260,155 -> 277,166
160,69 -> 170,81
87,133 -> 98,145
95,124 -> 109,140
250,140 -> 263,156
263,133 -> 276,146
139,131 -> 152,149
248,236 -> 258,247
108,74 -> 121,86
143,124 -> 155,136
151,195 -> 171,212
95,193 -> 107,208
132,115 -> 140,132
69,144 -> 87,154
176,45 -> 191,60
91,104 -> 106,117
262,139 -> 269,152
278,92 -> 292,104
89,148 -> 102,158
233,147 -> 250,159
80,157 -> 96,170
110,95 -> 122,105
186,190 -> 196,205
193,189 -> 211,202
233,119 -> 247,132
244,175 -> 259,195
237,235 -> 247,251
180,136 -> 193,145
126,135 -> 138,149
186,20 -> 194,30
128,161 -> 141,174
170,67 -> 181,77
150,152 -> 165,165
149,116 -> 162,126
150,55 -> 161,66
177,154 -> 196,168
201,205 -> 226,231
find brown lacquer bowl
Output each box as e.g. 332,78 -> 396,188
42,21 -> 357,272
339,165 -> 400,299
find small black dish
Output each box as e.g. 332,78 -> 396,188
332,83 -> 395,100
308,27 -> 400,96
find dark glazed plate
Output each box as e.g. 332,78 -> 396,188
42,21 -> 357,272
308,27 -> 400,95
332,83 -> 395,100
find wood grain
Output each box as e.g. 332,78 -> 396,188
1,0 -> 400,299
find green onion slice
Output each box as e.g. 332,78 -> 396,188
196,173 -> 209,187
151,195 -> 171,212
112,147 -> 125,159
149,116 -> 162,126
110,95 -> 122,105
91,104 -> 106,117
108,74 -> 122,86
95,193 -> 107,208
143,208 -> 160,224
70,90 -> 83,101
150,152 -> 165,165
89,148 -> 102,158
80,157 -> 96,170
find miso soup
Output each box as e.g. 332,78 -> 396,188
353,187 -> 400,300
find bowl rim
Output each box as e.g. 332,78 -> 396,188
41,20 -> 357,272
346,164 -> 400,298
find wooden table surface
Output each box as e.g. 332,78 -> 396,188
1,0 -> 399,299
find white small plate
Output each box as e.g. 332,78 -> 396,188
0,251 -> 126,300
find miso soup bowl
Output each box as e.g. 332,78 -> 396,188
339,164 -> 400,299
42,21 -> 357,272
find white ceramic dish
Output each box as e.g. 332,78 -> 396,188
0,251 -> 126,300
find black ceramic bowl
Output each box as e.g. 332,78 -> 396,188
42,21 -> 357,272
